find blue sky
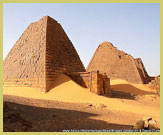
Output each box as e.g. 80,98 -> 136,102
3,3 -> 160,76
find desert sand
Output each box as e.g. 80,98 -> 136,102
3,74 -> 160,131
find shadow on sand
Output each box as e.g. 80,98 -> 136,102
4,101 -> 133,132
104,84 -> 152,100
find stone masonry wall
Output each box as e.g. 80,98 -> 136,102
87,42 -> 147,84
104,77 -> 110,94
45,16 -> 85,91
91,71 -> 110,95
3,17 -> 47,91
3,16 -> 86,92
67,71 -> 110,95
134,58 -> 155,83
134,58 -> 147,83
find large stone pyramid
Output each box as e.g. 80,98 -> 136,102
3,16 -> 85,92
87,42 -> 151,84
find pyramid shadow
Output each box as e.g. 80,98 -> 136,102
105,90 -> 136,100
103,84 -> 152,100
4,101 -> 133,132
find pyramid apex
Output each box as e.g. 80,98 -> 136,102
41,15 -> 53,19
38,15 -> 58,23
101,41 -> 112,44
98,41 -> 115,48
39,15 -> 49,21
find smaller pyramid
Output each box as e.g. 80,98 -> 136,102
3,16 -> 85,92
87,42 -> 151,84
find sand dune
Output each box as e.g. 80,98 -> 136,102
111,79 -> 153,92
3,74 -> 160,122
111,79 -> 153,95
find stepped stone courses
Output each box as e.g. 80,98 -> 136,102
4,16 -> 155,94
45,16 -> 85,91
3,16 -> 86,92
3,17 -> 47,90
87,42 -> 152,84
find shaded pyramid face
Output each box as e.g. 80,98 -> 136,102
3,16 -> 85,92
87,42 -> 149,84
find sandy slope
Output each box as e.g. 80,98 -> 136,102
3,74 -> 160,123
111,79 -> 153,93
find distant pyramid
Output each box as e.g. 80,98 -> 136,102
3,16 -> 85,92
87,42 -> 151,84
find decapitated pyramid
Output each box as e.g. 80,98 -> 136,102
3,16 -> 85,92
87,42 -> 151,84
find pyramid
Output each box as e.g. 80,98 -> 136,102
3,16 -> 85,92
87,42 -> 151,84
